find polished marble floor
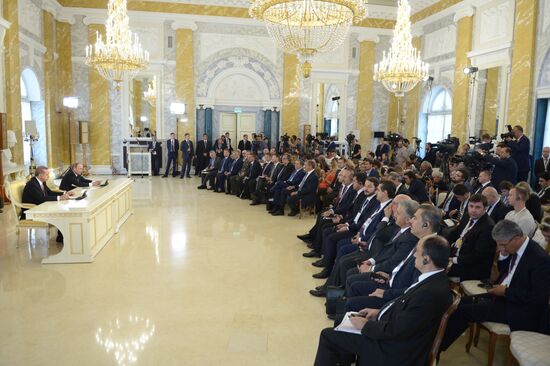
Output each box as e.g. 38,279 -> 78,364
0,176 -> 507,365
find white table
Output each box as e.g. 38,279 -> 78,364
25,178 -> 134,264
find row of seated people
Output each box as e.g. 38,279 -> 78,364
291,165 -> 550,365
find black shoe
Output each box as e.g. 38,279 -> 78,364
327,314 -> 336,321
250,201 -> 261,206
297,234 -> 312,241
180,176 -> 184,179
309,288 -> 326,297
162,175 -> 168,178
306,243 -> 314,249
271,210 -> 284,216
303,250 -> 321,258
312,259 -> 326,268
197,185 -> 207,189
287,211 -> 298,217
186,175 -> 192,178
312,269 -> 330,279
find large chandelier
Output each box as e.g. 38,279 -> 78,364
85,0 -> 149,88
250,0 -> 369,78
374,0 -> 429,96
143,77 -> 157,106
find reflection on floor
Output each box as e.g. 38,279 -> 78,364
0,176 -> 508,365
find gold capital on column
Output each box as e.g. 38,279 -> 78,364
282,53 -> 300,137
175,28 -> 195,142
507,0 -> 537,135
355,40 -> 376,149
88,24 -> 111,167
451,15 -> 473,144
56,20 -> 73,165
3,0 -> 23,164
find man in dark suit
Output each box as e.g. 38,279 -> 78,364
230,151 -> 250,195
239,153 -> 262,199
447,194 -> 496,281
224,151 -> 244,194
375,138 -> 390,160
59,162 -> 100,191
472,169 -> 493,195
534,146 -> 550,178
162,132 -> 179,177
250,154 -> 280,205
238,134 -> 252,152
224,132 -> 233,152
148,134 -> 162,176
537,171 -> 550,205
23,166 -> 72,242
179,133 -> 194,178
404,171 -> 429,202
245,153 -> 272,200
482,187 -> 512,223
197,150 -> 221,189
195,133 -> 211,175
313,235 -> 452,366
285,160 -> 319,217
506,125 -> 531,182
481,145 -> 518,186
440,220 -> 550,356
270,159 -> 305,215
214,149 -> 232,192
422,142 -> 437,166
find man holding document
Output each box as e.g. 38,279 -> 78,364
313,235 -> 452,366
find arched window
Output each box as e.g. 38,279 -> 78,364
20,69 -> 42,165
330,100 -> 339,137
418,87 -> 453,145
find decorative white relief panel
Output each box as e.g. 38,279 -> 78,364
543,0 -> 550,34
473,0 -> 514,50
132,22 -> 164,61
18,0 -> 41,38
199,33 -> 277,64
423,25 -> 456,60
213,73 -> 265,101
313,37 -> 350,70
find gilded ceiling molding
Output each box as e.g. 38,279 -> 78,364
411,0 -> 463,23
171,20 -> 197,31
453,6 -> 475,22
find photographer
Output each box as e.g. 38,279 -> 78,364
478,144 -> 518,187
505,125 -> 531,182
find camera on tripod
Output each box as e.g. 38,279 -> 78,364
431,136 -> 460,156
500,125 -> 514,140
386,132 -> 402,149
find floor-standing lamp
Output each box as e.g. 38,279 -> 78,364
63,97 -> 79,165
170,102 -> 186,171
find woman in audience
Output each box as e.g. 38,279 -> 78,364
540,216 -> 550,253
499,180 -> 514,205
516,181 -> 543,222
317,160 -> 338,209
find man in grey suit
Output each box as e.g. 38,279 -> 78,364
198,150 -> 221,189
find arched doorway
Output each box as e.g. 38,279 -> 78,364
20,68 -> 46,167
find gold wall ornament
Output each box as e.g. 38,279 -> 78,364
374,0 -> 429,97
85,0 -> 149,88
249,0 -> 369,78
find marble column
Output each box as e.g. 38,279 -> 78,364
133,79 -> 142,132
355,37 -> 378,150
3,0 -> 22,164
405,37 -> 423,140
43,10 -> 58,168
282,53 -> 300,137
56,19 -> 74,165
88,24 -> 111,168
507,0 -> 537,135
173,21 -> 196,143
387,94 -> 400,134
450,8 -> 474,144
150,103 -> 156,134
482,68 -> 499,135
0,16 -> 10,115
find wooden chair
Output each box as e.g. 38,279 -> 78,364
5,179 -> 51,246
428,289 -> 461,366
466,321 -> 510,366
298,199 -> 315,219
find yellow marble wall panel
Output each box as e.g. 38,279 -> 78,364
412,0 -> 462,23
451,15 -> 473,144
150,104 -> 156,135
318,83 -> 324,133
482,68 -> 499,136
358,18 -> 395,29
88,24 -> 111,166
56,21 -> 73,165
355,41 -> 376,149
175,28 -> 195,142
43,11 -> 60,168
282,53 -> 300,137
4,0 -> 23,164
405,37 -> 422,140
507,0 -> 537,135
133,79 -> 143,132
387,94 -> 400,134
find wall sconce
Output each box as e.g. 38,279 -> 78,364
140,116 -> 148,123
170,102 -> 186,115
63,96 -> 79,109
463,66 -> 479,75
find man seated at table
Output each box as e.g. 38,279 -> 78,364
22,166 -> 72,242
59,162 -> 101,191
313,235 -> 452,366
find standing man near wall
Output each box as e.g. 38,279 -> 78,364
506,125 -> 531,182
180,133 -> 194,179
162,132 -> 179,178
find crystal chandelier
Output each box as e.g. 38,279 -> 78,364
250,0 -> 368,78
143,77 -> 157,106
373,0 -> 429,97
85,0 -> 149,88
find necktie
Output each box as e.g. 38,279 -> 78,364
299,173 -> 309,190
288,170 -> 297,182
498,253 -> 518,284
40,182 -> 45,195
545,159 -> 548,170
443,192 -> 454,211
360,203 -> 386,236
487,203 -> 496,216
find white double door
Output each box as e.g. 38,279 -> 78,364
220,112 -> 255,142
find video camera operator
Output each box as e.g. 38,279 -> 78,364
476,143 -> 518,188
504,125 -> 530,182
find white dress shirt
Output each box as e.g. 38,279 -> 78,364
499,237 -> 529,286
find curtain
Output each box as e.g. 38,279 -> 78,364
324,118 -> 331,136
271,110 -> 280,143
205,108 -> 213,139
264,109 -> 271,143
196,108 -> 204,142
533,99 -> 549,186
